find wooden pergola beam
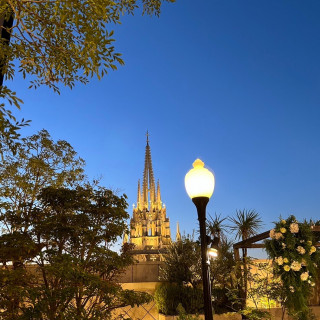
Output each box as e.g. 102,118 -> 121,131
236,243 -> 266,249
233,226 -> 320,260
233,231 -> 270,249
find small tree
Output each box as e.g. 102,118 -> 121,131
0,185 -> 152,319
229,209 -> 262,317
156,236 -> 203,316
206,213 -> 239,313
209,239 -> 240,314
0,130 -> 151,318
206,213 -> 228,245
160,236 -> 202,288
0,129 -> 85,315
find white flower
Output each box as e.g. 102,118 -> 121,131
311,282 -> 315,287
284,265 -> 291,271
310,246 -> 316,255
300,272 -> 309,281
289,286 -> 295,293
297,246 -> 306,255
300,240 -> 305,243
290,223 -> 299,233
280,227 -> 286,233
270,229 -> 275,238
291,261 -> 302,271
276,256 -> 284,266
275,232 -> 284,240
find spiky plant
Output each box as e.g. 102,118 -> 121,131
228,209 -> 263,318
206,213 -> 228,244
229,209 -> 262,241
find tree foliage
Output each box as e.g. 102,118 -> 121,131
209,239 -> 240,314
160,236 -> 202,288
0,130 -> 151,319
0,108 -> 30,156
0,0 -> 174,151
159,234 -> 241,316
0,129 -> 85,234
0,185 -> 152,319
154,283 -> 203,316
228,209 -> 263,317
228,209 -> 262,242
206,213 -> 227,243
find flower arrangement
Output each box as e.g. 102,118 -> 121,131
265,215 -> 320,320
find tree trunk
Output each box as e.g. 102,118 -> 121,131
0,11 -> 14,87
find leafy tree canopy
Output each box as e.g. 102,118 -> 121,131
0,0 -> 175,152
0,185 -> 151,319
0,130 -> 152,319
0,129 -> 85,233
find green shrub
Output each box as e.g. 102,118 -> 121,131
154,283 -> 204,315
176,304 -> 202,320
212,287 -> 237,314
240,308 -> 270,320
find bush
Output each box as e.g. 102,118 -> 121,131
154,283 -> 204,315
176,304 -> 202,320
212,287 -> 237,314
240,308 -> 270,320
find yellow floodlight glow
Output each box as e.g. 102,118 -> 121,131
185,159 -> 215,199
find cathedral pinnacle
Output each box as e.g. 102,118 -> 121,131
141,132 -> 156,209
130,133 -> 171,259
176,222 -> 181,241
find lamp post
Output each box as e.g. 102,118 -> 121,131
185,159 -> 215,320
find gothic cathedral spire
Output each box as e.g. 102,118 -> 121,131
138,131 -> 161,211
130,132 -> 171,261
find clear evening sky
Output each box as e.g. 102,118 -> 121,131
8,0 -> 320,245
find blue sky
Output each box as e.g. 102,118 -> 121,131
8,0 -> 320,250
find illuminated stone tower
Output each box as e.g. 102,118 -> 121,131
129,133 -> 171,261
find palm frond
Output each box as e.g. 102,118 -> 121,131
206,213 -> 227,238
228,209 -> 262,240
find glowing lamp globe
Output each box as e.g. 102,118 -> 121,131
185,159 -> 215,199
208,247 -> 218,258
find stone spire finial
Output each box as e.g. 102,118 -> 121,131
156,180 -> 161,208
142,131 -> 155,209
176,222 -> 181,241
137,179 -> 142,209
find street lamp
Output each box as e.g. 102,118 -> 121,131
207,236 -> 219,259
185,159 -> 215,320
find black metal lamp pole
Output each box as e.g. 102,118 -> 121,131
192,196 -> 213,320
